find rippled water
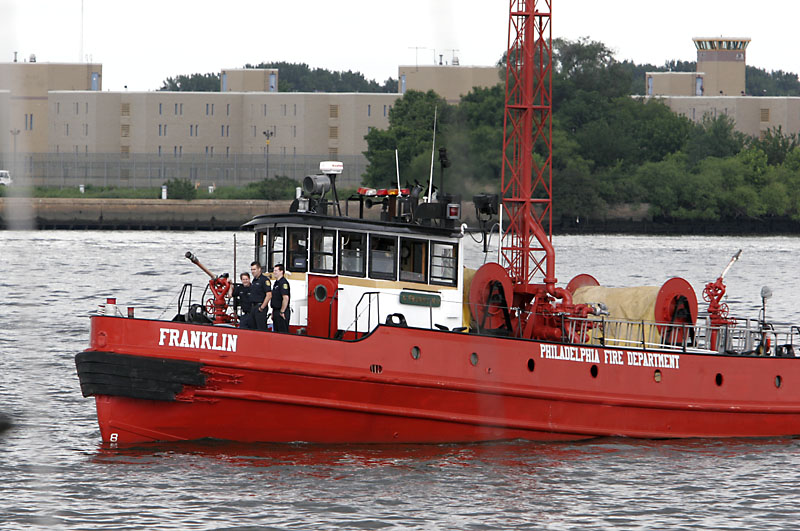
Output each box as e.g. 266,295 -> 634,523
3,230 -> 800,529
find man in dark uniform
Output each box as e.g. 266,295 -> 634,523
233,272 -> 254,329
249,261 -> 271,331
270,263 -> 291,333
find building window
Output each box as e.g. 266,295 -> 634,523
262,104 -> 267,116
65,123 -> 69,136
329,126 -> 338,139
399,238 -> 427,283
329,105 -> 339,119
121,103 -> 130,116
226,146 -> 230,157
760,108 -> 770,122
226,125 -> 230,137
367,104 -> 371,117
293,104 -> 297,116
75,102 -> 79,114
158,146 -> 162,156
384,105 -> 387,117
159,103 -> 162,115
159,124 -> 163,136
56,102 -> 60,114
190,125 -> 194,136
226,103 -> 230,116
121,124 -> 130,137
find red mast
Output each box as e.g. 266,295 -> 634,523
501,0 -> 556,295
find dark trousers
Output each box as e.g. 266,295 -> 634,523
272,308 -> 290,333
250,304 -> 268,330
238,311 -> 253,329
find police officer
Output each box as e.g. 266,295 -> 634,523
270,263 -> 291,333
233,272 -> 254,329
249,261 -> 271,331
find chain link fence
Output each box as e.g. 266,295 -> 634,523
0,152 -> 369,189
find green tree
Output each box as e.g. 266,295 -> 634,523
160,73 -> 220,92
684,114 -> 746,166
362,90 -> 450,187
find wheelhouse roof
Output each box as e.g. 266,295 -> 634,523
242,213 -> 462,239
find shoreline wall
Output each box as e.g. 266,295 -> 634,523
1,197 -> 799,234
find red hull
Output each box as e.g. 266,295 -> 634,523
81,316 -> 800,444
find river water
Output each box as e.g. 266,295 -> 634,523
2,230 -> 800,529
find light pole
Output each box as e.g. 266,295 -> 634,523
10,128 -> 20,180
262,130 -> 274,179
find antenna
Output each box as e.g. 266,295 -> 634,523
426,106 -> 438,202
445,49 -> 460,65
408,46 -> 429,70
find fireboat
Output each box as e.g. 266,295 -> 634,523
76,3 -> 800,444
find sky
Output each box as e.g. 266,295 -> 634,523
1,0 -> 798,92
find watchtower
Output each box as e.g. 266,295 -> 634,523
693,37 -> 750,96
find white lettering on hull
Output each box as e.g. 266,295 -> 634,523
158,327 -> 238,352
539,344 -> 680,370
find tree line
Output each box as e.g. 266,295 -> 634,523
363,38 -> 800,223
159,62 -> 396,93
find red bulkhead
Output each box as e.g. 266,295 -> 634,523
307,274 -> 339,338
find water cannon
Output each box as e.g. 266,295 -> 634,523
185,251 -> 233,324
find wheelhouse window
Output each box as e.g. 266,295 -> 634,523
256,231 -> 268,268
268,227 -> 285,269
369,235 -> 397,280
430,242 -> 457,286
310,229 -> 336,274
286,227 -> 308,272
339,232 -> 366,277
399,238 -> 427,283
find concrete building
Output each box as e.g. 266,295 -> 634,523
399,64 -> 502,104
646,38 -> 749,98
3,61 -> 502,187
644,37 -> 800,139
46,89 -> 398,187
0,61 -> 102,157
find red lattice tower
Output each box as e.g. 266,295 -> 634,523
501,0 -> 555,294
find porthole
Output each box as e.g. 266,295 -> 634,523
715,373 -> 723,386
527,359 -> 535,372
470,352 -> 479,366
313,284 -> 328,302
590,365 -> 598,378
776,375 -> 782,388
654,369 -> 662,383
410,346 -> 421,360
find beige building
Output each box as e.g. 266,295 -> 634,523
658,96 -> 800,138
399,65 -> 502,104
646,38 -> 749,97
4,61 -> 502,187
47,89 -> 399,186
0,61 -> 102,157
645,37 -> 800,138
221,68 -> 279,92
